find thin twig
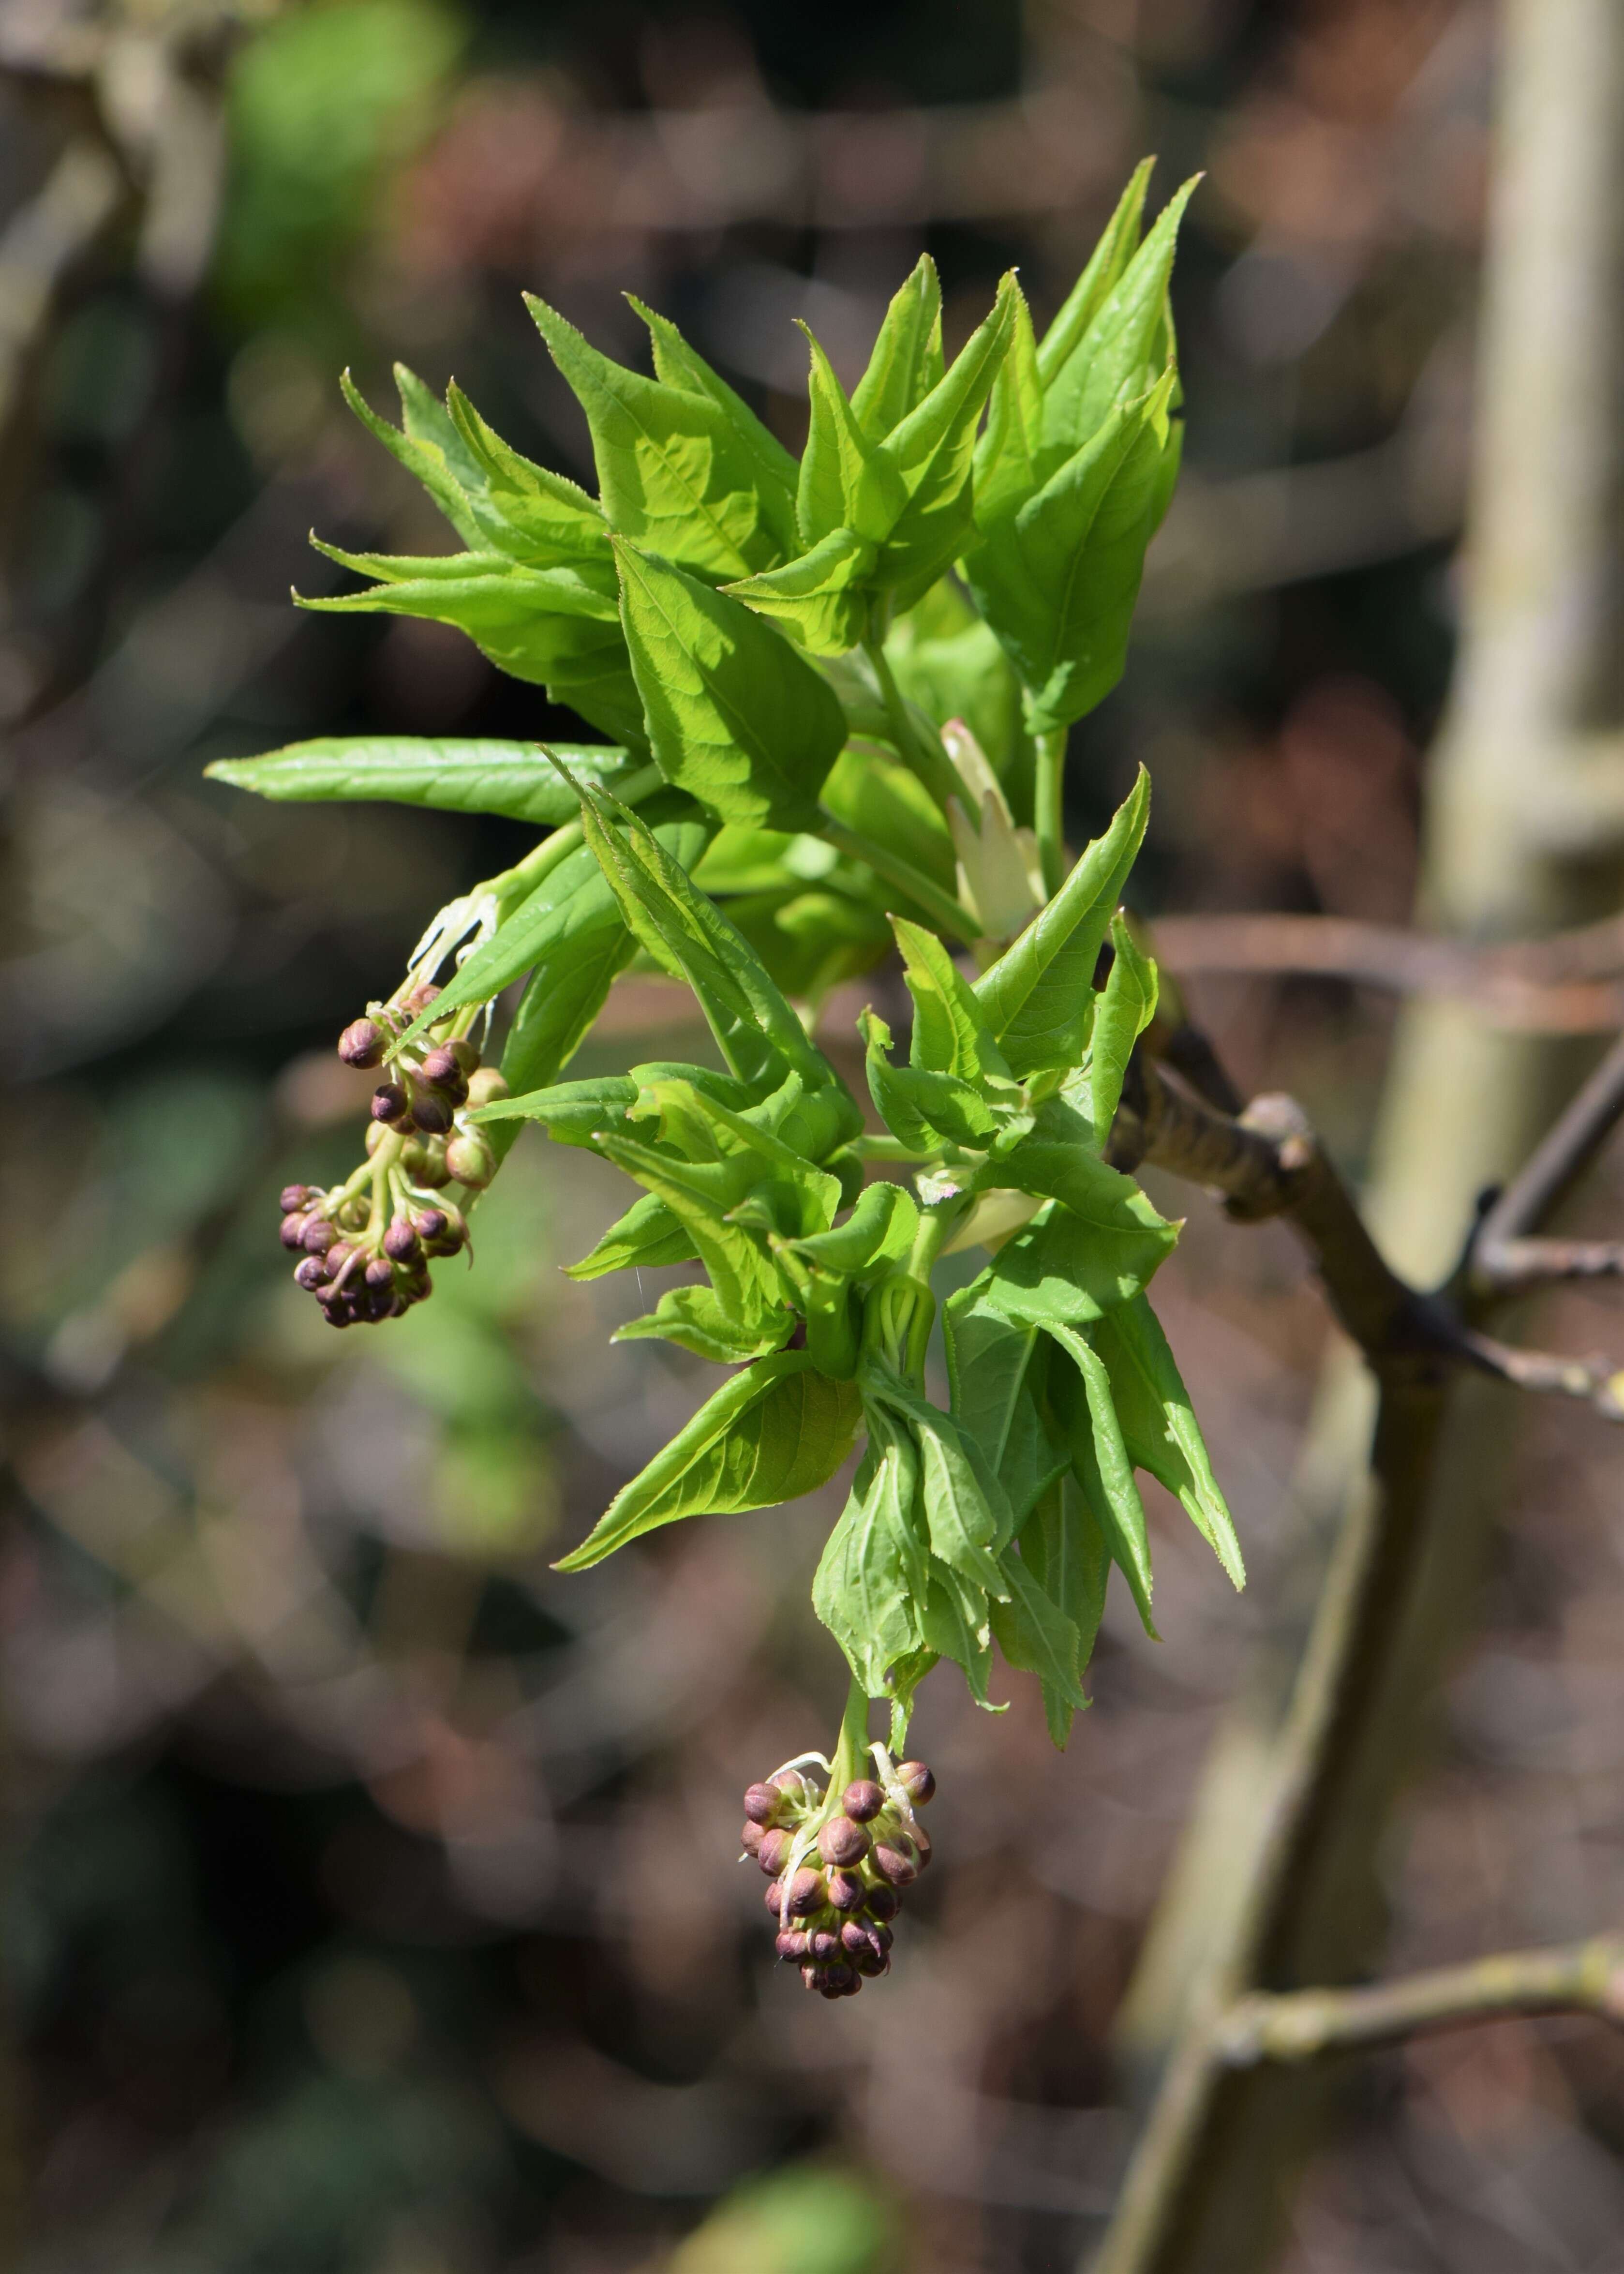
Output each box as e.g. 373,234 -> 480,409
1469,1031 -> 1624,1288
1216,1933 -> 1624,2065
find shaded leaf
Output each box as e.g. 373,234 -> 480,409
1048,1320 -> 1158,1634
1085,912 -> 1158,1145
813,1424 -> 927,1698
1093,1292 -> 1244,1587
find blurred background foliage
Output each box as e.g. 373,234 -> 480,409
3,0 -> 1624,2269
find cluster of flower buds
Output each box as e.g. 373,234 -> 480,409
280,980 -> 509,1328
741,1755 -> 935,2000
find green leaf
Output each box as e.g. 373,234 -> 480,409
420,797 -> 711,1027
615,1283 -> 789,1363
473,1073 -> 638,1147
565,768 -> 845,1100
564,1191 -> 697,1280
820,739 -> 958,900
885,583 -> 1025,778
974,1176 -> 1175,1332
1093,1292 -> 1244,1588
974,767 -> 1149,1075
867,1365 -> 1013,1593
722,527 -> 877,656
860,1008 -> 996,1152
944,1286 -> 1067,1526
964,376 -> 1176,734
495,922 -> 633,1147
989,1542 -> 1086,1716
1018,1477 -> 1111,1745
528,295 -> 795,580
791,1180 -> 918,1277
723,886 -> 893,1006
850,254 -> 945,439
444,381 -> 610,564
595,1125 -> 797,1342
920,1566 -> 997,1708
892,914 -> 1007,1085
1048,1320 -> 1157,1634
555,1352 -> 861,1570
1040,176 -> 1197,466
627,294 -> 802,530
206,737 -> 643,825
973,283 -> 1044,533
340,367 -> 485,551
813,1423 -> 927,1698
870,270 -> 1019,600
614,538 -> 847,829
796,324 -> 908,550
1086,913 -> 1158,1145
1034,159 -> 1155,398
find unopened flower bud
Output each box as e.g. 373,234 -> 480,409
855,1948 -> 888,1978
868,1920 -> 893,1953
419,1045 -> 468,1101
300,1219 -> 336,1257
372,1083 -> 409,1125
465,1067 -> 508,1108
402,982 -> 441,1016
800,1964 -> 826,1992
757,1828 -> 792,1877
383,1217 -> 419,1262
410,1087 -> 453,1136
775,1931 -> 808,1961
764,1880 -> 788,1915
864,1884 -> 899,1922
280,1212 -> 310,1251
826,1869 -> 865,1911
325,1242 -> 356,1277
840,1918 -> 879,1959
363,1257 -> 394,1291
741,1821 -> 763,1857
294,1256 -> 330,1290
413,1209 -> 447,1244
911,1823 -> 932,1869
895,1760 -> 936,1805
807,1928 -> 841,1962
819,1815 -> 869,1869
769,1767 -> 812,1802
402,1137 -> 450,1187
445,1132 -> 495,1188
280,1184 -> 317,1215
872,1842 -> 917,1888
842,1779 -> 885,1823
787,1867 -> 826,1916
338,1018 -> 386,1069
743,1783 -> 782,1827
820,1960 -> 855,1994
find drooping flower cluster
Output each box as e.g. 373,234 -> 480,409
743,1754 -> 935,1999
280,981 -> 508,1327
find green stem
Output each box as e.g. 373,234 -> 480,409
863,637 -> 965,816
1034,727 -> 1069,900
818,812 -> 982,944
908,1192 -> 970,1281
853,1135 -> 939,1163
826,1673 -> 874,1798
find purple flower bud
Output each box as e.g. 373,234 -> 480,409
775,1931 -> 808,1962
821,1960 -> 855,1993
864,1884 -> 900,1923
826,1869 -> 865,1912
319,1300 -> 353,1329
280,1184 -> 317,1215
372,1083 -> 409,1126
742,1783 -> 782,1827
911,1823 -> 933,1869
363,1257 -> 394,1291
842,1779 -> 885,1823
325,1242 -> 355,1276
841,1919 -> 881,1960
383,1217 -> 419,1262
419,1045 -> 468,1101
869,1920 -> 893,1953
895,1760 -> 936,1805
413,1209 -> 447,1243
787,1867 -> 826,1916
769,1767 -> 812,1801
445,1133 -> 494,1189
300,1219 -> 336,1257
293,1256 -> 330,1290
757,1829 -> 792,1878
854,1949 -> 888,1978
818,1815 -> 869,1869
764,1879 -> 788,1915
410,1088 -> 453,1136
403,982 -> 441,1016
338,1018 -> 386,1069
280,1212 -> 310,1251
807,1929 -> 841,1962
872,1841 -> 917,1888
741,1822 -> 763,1857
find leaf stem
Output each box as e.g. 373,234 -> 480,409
825,1672 -> 874,1797
862,636 -> 966,816
818,811 -> 982,944
1034,727 -> 1069,900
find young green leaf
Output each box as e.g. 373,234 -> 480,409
973,283 -> 1044,535
474,1072 -> 639,1146
616,1283 -> 790,1363
614,537 -> 847,829
1086,913 -> 1159,1145
850,254 -> 945,439
340,367 -> 485,551
813,1423 -> 928,1698
920,1566 -> 998,1708
555,1352 -> 861,1570
1033,158 -> 1155,396
563,1192 -> 697,1280
722,527 -> 878,656
988,1543 -> 1086,1716
1047,1320 -> 1158,1634
860,1008 -> 997,1152
892,914 -> 1009,1085
944,1286 -> 1068,1525
1040,176 -> 1197,466
972,1172 -> 1176,1332
206,738 -> 645,826
965,375 -> 1176,735
867,1365 -> 1014,1592
1093,1292 -> 1244,1587
791,1180 -> 919,1278
796,325 -> 909,552
528,295 -> 797,580
974,767 -> 1149,1074
626,294 -> 802,518
885,581 -> 1025,777
495,922 -> 634,1146
444,381 -> 611,563
1018,1477 -> 1112,1746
